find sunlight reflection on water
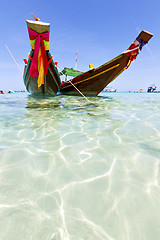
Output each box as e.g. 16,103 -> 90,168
0,92 -> 160,240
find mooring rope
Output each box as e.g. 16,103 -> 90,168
68,79 -> 91,103
5,44 -> 23,75
58,66 -> 91,103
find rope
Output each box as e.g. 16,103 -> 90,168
58,66 -> 91,103
68,80 -> 91,103
5,44 -> 23,75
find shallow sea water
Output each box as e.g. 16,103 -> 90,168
0,92 -> 160,240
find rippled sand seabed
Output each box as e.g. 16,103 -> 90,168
0,92 -> 160,240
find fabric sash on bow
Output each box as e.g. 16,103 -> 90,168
27,27 -> 50,88
124,37 -> 147,69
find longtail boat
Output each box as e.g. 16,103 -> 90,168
60,30 -> 153,96
23,19 -> 61,94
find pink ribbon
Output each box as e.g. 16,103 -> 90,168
27,28 -> 50,78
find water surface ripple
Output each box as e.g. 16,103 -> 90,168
0,92 -> 160,240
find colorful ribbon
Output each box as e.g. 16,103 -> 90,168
136,37 -> 147,50
27,27 -> 50,88
125,37 -> 148,69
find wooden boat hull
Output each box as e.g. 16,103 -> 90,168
60,30 -> 153,97
24,19 -> 61,94
60,54 -> 129,96
23,50 -> 61,94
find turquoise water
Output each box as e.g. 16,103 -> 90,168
0,92 -> 160,240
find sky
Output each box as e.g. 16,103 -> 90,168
0,0 -> 160,92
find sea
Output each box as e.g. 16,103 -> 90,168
0,91 -> 160,240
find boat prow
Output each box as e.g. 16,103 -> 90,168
23,19 -> 61,94
60,30 -> 153,97
26,20 -> 50,33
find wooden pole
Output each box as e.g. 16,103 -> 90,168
75,50 -> 78,77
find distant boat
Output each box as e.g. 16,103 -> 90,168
138,89 -> 144,93
102,87 -> 118,93
147,84 -> 157,92
60,30 -> 153,96
23,19 -> 61,94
